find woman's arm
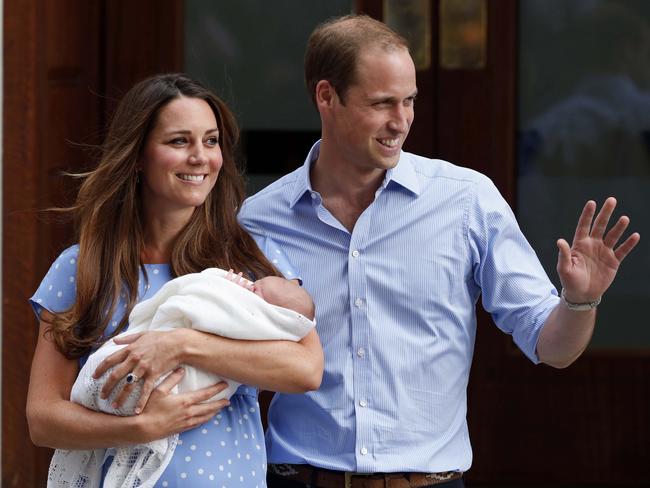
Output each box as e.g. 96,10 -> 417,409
181,328 -> 324,392
26,318 -> 229,449
96,328 -> 324,413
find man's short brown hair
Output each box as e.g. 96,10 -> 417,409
305,14 -> 409,106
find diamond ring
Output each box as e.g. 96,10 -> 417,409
125,373 -> 139,384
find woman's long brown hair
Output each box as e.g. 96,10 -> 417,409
47,73 -> 278,358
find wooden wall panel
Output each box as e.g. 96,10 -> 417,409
3,0 -> 49,484
2,0 -> 182,485
103,0 -> 184,114
434,0 -> 516,200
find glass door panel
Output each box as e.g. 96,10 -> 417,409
517,0 -> 650,348
184,0 -> 353,194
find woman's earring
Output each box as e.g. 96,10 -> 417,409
135,169 -> 141,184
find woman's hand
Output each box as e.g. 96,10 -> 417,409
137,368 -> 230,441
27,320 -> 228,449
93,330 -> 184,413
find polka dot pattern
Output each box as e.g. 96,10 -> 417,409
29,243 -> 284,487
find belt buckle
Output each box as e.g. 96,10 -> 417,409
344,472 -> 353,488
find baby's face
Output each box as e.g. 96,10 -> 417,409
253,276 -> 315,320
225,270 -> 314,319
225,271 -> 288,302
251,276 -> 288,303
250,282 -> 267,300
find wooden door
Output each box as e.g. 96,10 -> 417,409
2,1 -> 182,485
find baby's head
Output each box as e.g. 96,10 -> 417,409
252,276 -> 315,321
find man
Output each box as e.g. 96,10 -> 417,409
239,15 -> 640,488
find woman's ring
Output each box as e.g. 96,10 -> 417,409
126,373 -> 139,384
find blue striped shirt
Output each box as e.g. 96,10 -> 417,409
239,141 -> 560,473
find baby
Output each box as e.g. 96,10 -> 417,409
231,270 -> 315,323
75,269 -> 315,415
48,268 -> 315,488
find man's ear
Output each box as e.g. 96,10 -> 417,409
315,80 -> 337,110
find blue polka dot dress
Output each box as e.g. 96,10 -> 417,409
31,240 -> 298,487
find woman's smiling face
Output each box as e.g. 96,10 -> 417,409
139,96 -> 222,220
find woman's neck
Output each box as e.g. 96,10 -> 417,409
141,212 -> 192,264
140,246 -> 171,264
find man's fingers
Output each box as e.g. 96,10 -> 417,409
603,216 -> 630,248
590,196 -> 617,240
573,200 -> 597,242
614,232 -> 641,262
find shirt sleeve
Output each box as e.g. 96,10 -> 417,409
251,233 -> 301,284
29,245 -> 80,321
466,177 -> 560,363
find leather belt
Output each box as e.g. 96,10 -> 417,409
269,464 -> 463,488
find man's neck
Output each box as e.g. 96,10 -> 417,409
310,145 -> 387,232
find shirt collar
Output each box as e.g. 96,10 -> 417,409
383,152 -> 421,196
288,140 -> 320,208
288,139 -> 421,208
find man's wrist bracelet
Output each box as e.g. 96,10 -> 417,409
561,288 -> 601,311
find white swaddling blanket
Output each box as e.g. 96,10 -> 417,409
47,268 -> 315,488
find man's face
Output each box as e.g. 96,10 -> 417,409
325,46 -> 417,173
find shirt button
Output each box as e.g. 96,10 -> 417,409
359,399 -> 367,407
310,192 -> 317,199
354,297 -> 363,308
360,447 -> 368,455
357,348 -> 366,358
351,250 -> 360,258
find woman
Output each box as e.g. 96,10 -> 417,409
26,73 -> 323,487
